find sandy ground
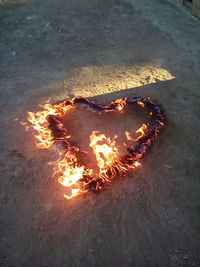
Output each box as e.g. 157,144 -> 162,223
0,0 -> 200,266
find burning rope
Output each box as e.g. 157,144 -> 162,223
23,97 -> 165,199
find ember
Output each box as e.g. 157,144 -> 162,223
23,97 -> 165,199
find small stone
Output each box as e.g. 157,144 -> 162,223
43,236 -> 50,243
88,249 -> 94,254
43,22 -> 52,32
1,254 -> 6,259
14,167 -> 24,177
163,164 -> 173,169
44,22 -> 50,28
44,203 -> 52,212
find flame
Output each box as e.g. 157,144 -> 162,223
51,148 -> 92,199
25,101 -> 73,148
22,99 -> 89,199
64,189 -> 84,200
89,131 -> 119,176
134,161 -> 141,167
22,97 -> 164,200
24,100 -> 143,199
113,98 -> 127,111
137,101 -> 145,107
55,150 -> 85,187
125,123 -> 147,142
89,130 -> 141,182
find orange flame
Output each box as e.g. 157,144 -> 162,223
125,123 -> 147,142
113,98 -> 127,111
89,131 -> 141,182
137,101 -> 145,107
23,98 -> 145,200
25,101 -> 73,148
89,131 -> 119,181
22,99 -> 89,199
51,148 -> 93,199
64,189 -> 84,200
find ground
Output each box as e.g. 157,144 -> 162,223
0,0 -> 200,266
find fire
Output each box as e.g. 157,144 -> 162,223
22,96 -> 165,200
64,189 -> 84,200
51,148 -> 92,199
89,131 -> 142,182
113,98 -> 127,111
89,131 -> 118,170
22,99 -> 88,199
54,150 -> 84,187
24,101 -> 73,148
137,101 -> 145,107
89,131 -> 119,181
125,123 -> 147,142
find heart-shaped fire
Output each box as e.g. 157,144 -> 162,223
23,97 -> 165,199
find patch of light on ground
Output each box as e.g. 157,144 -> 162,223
58,64 -> 175,98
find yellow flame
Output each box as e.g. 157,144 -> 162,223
25,101 -> 73,148
23,98 -> 144,200
52,149 -> 93,199
125,123 -> 147,142
89,131 -> 119,171
64,188 -> 85,199
113,98 -> 127,111
137,101 -> 145,107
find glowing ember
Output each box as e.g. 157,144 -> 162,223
137,101 -> 145,107
22,97 -> 165,199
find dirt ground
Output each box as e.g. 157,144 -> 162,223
0,0 -> 200,266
